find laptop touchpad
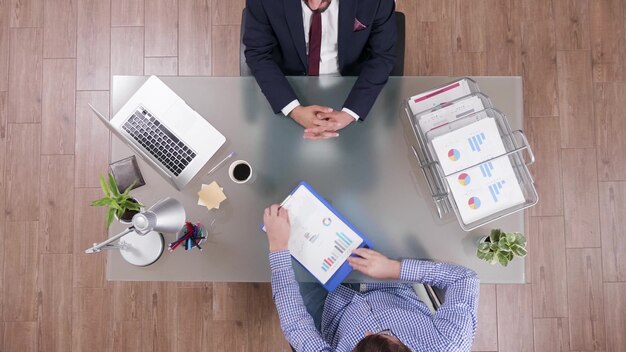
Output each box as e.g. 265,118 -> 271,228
163,103 -> 201,136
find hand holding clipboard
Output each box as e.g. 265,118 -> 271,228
261,181 -> 374,291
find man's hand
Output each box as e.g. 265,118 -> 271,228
303,110 -> 355,140
347,248 -> 401,279
289,105 -> 335,130
263,204 -> 291,252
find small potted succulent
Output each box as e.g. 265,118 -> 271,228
91,173 -> 143,228
476,229 -> 527,267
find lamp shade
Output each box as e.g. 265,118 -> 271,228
132,197 -> 186,235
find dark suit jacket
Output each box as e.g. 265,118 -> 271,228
243,0 -> 397,120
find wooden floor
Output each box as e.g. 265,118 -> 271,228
0,0 -> 624,351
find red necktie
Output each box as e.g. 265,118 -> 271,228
308,11 -> 322,76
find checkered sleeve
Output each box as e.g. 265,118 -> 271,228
269,250 -> 333,352
400,259 -> 480,351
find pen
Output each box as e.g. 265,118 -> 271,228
279,195 -> 292,209
206,151 -> 235,176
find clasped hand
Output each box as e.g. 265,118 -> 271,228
289,105 -> 354,140
263,204 -> 401,280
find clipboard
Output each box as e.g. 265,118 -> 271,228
262,181 -> 374,291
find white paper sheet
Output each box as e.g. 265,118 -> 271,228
408,79 -> 473,115
446,158 -> 525,224
430,118 -> 506,175
417,95 -> 487,133
282,186 -> 363,284
430,118 -> 525,223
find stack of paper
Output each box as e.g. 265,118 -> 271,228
408,79 -> 473,115
430,118 -> 525,224
197,181 -> 227,210
417,94 -> 487,133
406,77 -> 535,228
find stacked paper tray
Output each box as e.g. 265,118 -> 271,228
405,78 -> 538,231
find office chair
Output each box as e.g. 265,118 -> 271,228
240,9 -> 252,76
240,9 -> 406,76
414,283 -> 445,314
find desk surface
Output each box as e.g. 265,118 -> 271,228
107,76 -> 526,284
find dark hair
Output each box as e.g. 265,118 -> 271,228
352,334 -> 412,352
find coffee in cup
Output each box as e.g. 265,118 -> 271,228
228,160 -> 253,184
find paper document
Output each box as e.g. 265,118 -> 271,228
446,159 -> 525,224
282,186 -> 364,284
417,95 -> 487,133
430,118 -> 506,176
430,117 -> 525,223
408,79 -> 473,115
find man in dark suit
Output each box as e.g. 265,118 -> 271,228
244,0 -> 397,140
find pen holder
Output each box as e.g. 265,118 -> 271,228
169,222 -> 208,252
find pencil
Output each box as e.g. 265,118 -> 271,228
206,151 -> 235,176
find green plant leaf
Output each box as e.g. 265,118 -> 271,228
506,233 -> 517,244
484,252 -> 495,264
478,243 -> 490,252
123,201 -> 141,211
490,229 -> 502,243
122,179 -> 138,196
108,173 -> 121,197
105,207 -> 115,228
512,245 -> 527,257
497,252 -> 510,266
99,175 -> 110,197
116,194 -> 129,205
515,233 -> 527,246
115,207 -> 125,219
498,239 -> 511,252
477,249 -> 487,259
91,197 -> 109,207
107,200 -> 122,211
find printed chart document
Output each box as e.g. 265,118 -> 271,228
431,118 -> 506,175
264,182 -> 373,291
430,118 -> 525,224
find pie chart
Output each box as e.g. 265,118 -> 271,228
448,148 -> 461,161
458,173 -> 471,186
468,196 -> 481,209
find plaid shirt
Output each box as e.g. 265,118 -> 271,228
269,250 -> 479,352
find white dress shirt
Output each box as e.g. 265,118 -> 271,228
281,0 -> 360,120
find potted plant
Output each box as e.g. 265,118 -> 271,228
91,173 -> 143,228
476,229 -> 527,267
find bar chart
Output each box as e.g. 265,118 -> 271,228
321,232 -> 353,272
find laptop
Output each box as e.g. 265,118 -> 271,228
89,75 -> 226,190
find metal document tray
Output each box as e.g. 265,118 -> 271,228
406,102 -> 538,231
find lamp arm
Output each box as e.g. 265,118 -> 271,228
85,227 -> 135,253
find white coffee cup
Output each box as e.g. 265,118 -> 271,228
228,160 -> 253,184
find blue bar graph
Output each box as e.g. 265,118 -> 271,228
336,232 -> 352,246
479,162 -> 494,178
488,180 -> 506,202
468,132 -> 487,152
321,232 -> 355,273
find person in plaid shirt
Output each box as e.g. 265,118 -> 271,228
263,204 -> 480,352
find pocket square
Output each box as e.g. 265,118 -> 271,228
353,18 -> 367,31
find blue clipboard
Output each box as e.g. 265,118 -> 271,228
261,181 -> 374,292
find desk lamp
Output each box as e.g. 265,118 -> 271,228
85,197 -> 186,266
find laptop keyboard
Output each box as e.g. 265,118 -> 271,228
121,107 -> 196,176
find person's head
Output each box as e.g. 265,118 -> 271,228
305,0 -> 332,12
352,331 -> 412,352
